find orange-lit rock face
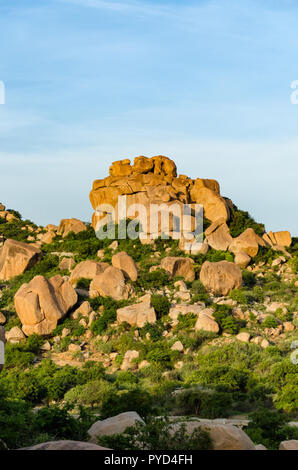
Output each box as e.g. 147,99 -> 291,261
89,155 -> 230,239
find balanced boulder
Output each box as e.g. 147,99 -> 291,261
112,251 -> 138,281
200,261 -> 242,296
69,260 -> 109,287
229,228 -> 265,258
14,275 -> 78,336
90,266 -> 130,300
0,239 -> 42,281
205,219 -> 232,251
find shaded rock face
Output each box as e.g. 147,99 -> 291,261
200,260 -> 242,296
21,440 -> 110,450
57,218 -> 87,238
89,156 -> 230,239
0,239 -> 43,281
160,256 -> 195,282
14,275 -> 78,336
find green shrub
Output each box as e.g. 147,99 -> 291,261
262,316 -> 279,329
228,206 -> 265,238
150,295 -> 170,319
174,387 -> 233,418
213,304 -> 242,334
97,415 -> 212,450
135,269 -> 170,291
245,409 -> 298,450
64,380 -> 115,407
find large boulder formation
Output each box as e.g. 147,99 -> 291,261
57,218 -> 87,238
178,421 -> 255,450
69,260 -> 109,287
89,155 -> 230,240
205,218 -> 233,251
14,275 -> 78,336
263,230 -> 292,248
21,441 -> 110,450
160,256 -> 195,282
117,294 -> 156,327
229,228 -> 266,258
112,251 -> 138,281
89,266 -> 131,300
0,239 -> 43,281
200,260 -> 242,296
88,412 -> 145,443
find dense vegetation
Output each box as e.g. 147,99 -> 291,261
0,210 -> 297,450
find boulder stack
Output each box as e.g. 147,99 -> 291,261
14,275 -> 78,335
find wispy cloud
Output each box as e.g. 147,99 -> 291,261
57,0 -> 175,17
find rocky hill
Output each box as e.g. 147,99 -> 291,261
0,156 -> 297,451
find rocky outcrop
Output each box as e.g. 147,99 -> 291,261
178,421 -> 255,450
112,251 -> 138,281
5,326 -> 26,343
21,440 -> 110,450
90,156 -> 230,240
160,256 -> 195,282
279,440 -> 298,450
0,239 -> 42,281
200,261 -> 242,296
229,228 -> 266,258
57,218 -> 87,238
69,260 -> 109,287
117,294 -> 156,327
89,266 -> 131,300
205,218 -> 233,251
88,412 -> 145,443
14,275 -> 78,336
264,231 -> 292,248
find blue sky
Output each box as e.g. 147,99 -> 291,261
0,0 -> 297,234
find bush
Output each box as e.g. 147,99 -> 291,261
262,316 -> 279,329
213,304 -> 242,334
100,387 -> 154,419
64,380 -> 115,408
150,295 -> 170,319
135,269 -> 170,291
245,408 -> 298,450
90,297 -> 130,335
228,206 -> 265,238
97,415 -> 212,450
174,387 -> 233,418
